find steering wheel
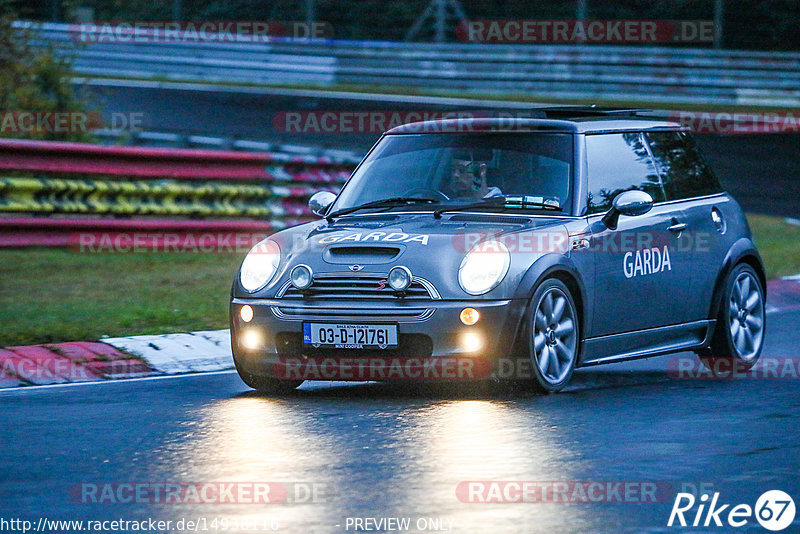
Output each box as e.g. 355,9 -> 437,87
403,188 -> 450,201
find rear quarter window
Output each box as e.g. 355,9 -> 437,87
644,131 -> 723,200
585,132 -> 666,215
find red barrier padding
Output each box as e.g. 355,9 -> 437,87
0,139 -> 343,247
0,216 -> 307,231
0,138 -> 352,181
0,216 -> 314,248
0,232 -> 72,247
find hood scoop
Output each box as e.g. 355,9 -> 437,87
447,214 -> 532,225
323,245 -> 403,264
328,215 -> 400,227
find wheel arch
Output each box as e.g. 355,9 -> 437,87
708,238 -> 767,320
547,270 -> 585,341
514,254 -> 589,341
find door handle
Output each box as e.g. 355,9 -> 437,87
668,222 -> 688,233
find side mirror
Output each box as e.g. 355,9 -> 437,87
601,190 -> 654,229
308,191 -> 336,217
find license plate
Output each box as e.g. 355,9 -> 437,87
303,323 -> 398,349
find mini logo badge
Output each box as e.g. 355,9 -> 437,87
377,280 -> 387,290
349,264 -> 364,272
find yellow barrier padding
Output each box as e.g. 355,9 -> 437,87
0,177 -> 325,217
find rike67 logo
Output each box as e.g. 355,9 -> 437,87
668,490 -> 796,531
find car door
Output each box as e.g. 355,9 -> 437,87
585,132 -> 694,337
644,131 -> 728,323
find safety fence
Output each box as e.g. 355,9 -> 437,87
18,22 -> 800,107
0,139 -> 355,247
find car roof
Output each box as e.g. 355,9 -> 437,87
384,108 -> 685,135
385,118 -> 682,134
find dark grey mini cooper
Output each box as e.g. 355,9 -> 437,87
230,109 -> 766,393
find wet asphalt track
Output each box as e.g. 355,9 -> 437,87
2,308 -> 798,534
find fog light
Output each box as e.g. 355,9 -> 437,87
241,329 -> 262,350
462,332 -> 483,352
290,264 -> 314,290
460,307 -> 480,325
240,305 -> 254,322
388,266 -> 412,291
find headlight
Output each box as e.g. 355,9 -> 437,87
458,240 -> 510,295
240,240 -> 281,292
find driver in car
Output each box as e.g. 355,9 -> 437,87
448,156 -> 502,199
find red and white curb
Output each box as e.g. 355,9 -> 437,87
766,274 -> 800,314
0,342 -> 155,389
0,331 -> 233,389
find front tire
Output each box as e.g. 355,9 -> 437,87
234,357 -> 303,394
702,263 -> 765,374
526,279 -> 580,393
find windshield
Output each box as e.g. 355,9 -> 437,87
332,133 -> 574,215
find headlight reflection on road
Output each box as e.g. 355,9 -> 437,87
390,400 -> 592,532
161,397 -> 339,532
154,394 -> 595,533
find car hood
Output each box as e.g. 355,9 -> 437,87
239,213 -> 571,299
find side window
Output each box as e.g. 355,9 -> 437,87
585,133 -> 665,215
645,131 -> 723,200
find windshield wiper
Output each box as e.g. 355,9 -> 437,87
433,196 -> 562,218
326,196 -> 438,222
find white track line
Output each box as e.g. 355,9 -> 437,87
0,371 -> 376,394
0,370 -> 238,394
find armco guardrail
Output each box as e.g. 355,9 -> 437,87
0,139 -> 354,247
18,22 -> 800,107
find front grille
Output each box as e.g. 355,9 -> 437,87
277,273 -> 440,301
271,306 -> 435,322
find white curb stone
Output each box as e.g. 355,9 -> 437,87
102,330 -> 233,374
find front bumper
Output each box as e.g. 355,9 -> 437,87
230,298 -> 527,381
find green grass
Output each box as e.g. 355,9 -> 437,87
747,214 -> 800,279
0,250 -> 242,346
0,214 -> 797,346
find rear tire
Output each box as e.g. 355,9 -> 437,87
525,279 -> 580,393
701,263 -> 765,375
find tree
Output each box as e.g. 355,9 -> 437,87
0,3 -> 95,141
